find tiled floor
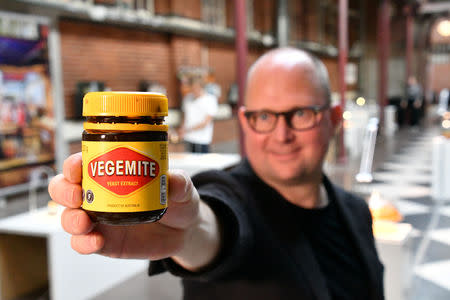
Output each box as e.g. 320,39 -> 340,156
365,127 -> 450,300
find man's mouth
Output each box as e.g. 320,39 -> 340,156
269,149 -> 301,159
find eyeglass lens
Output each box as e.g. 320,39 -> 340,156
249,108 -> 316,132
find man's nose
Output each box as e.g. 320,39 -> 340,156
273,116 -> 295,142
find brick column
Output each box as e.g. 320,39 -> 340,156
234,0 -> 248,156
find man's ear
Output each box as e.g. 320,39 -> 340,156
237,106 -> 247,129
330,104 -> 343,128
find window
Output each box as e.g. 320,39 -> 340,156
246,0 -> 253,33
202,0 -> 226,27
134,0 -> 154,13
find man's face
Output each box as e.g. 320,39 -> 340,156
239,63 -> 335,186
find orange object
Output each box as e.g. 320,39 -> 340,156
368,190 -> 403,222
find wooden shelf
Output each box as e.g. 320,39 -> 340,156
0,153 -> 54,172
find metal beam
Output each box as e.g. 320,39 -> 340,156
377,0 -> 391,128
405,5 -> 414,81
419,2 -> 450,15
277,0 -> 289,47
5,0 -> 275,47
338,0 -> 348,163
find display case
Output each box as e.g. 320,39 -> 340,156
0,12 -> 55,193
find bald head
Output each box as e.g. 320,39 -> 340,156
245,48 -> 331,106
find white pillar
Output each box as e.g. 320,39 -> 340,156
277,0 -> 289,47
48,18 -> 68,173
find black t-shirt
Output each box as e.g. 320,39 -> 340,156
295,196 -> 371,300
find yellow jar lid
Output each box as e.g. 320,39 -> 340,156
83,92 -> 168,117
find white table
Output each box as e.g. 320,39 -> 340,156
169,152 -> 241,176
375,222 -> 414,300
0,207 -> 148,300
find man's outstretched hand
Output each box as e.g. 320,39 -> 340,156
48,152 -> 221,271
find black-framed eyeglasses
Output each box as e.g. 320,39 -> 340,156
243,103 -> 330,133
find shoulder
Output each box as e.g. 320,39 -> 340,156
325,177 -> 372,221
335,185 -> 368,211
190,161 -> 260,215
191,161 -> 252,198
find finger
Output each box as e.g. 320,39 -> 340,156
63,152 -> 82,184
48,174 -> 83,208
96,223 -> 184,260
158,170 -> 200,229
61,208 -> 94,235
71,231 -> 105,255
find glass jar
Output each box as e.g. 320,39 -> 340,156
82,92 -> 168,225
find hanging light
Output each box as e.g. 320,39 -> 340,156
343,111 -> 352,120
356,97 -> 366,106
437,19 -> 450,37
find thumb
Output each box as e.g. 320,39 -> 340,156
159,170 -> 200,229
169,169 -> 196,204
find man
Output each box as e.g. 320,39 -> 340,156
180,77 -> 218,153
406,76 -> 423,127
49,48 -> 384,300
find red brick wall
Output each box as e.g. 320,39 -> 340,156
171,0 -> 201,19
59,19 -> 269,117
323,4 -> 337,46
226,0 -> 276,32
253,0 -> 276,34
208,42 -> 236,104
207,42 -> 266,104
304,1 -> 320,43
60,19 -> 176,118
290,1 -> 359,47
430,62 -> 450,93
322,57 -> 339,93
226,1 -> 235,29
154,0 -> 202,19
167,36 -> 203,106
155,0 -> 276,33
212,117 -> 239,143
320,57 -> 358,93
364,0 -> 379,56
154,0 -> 171,15
429,18 -> 450,93
170,36 -> 202,68
59,16 -> 347,119
289,0 -> 303,41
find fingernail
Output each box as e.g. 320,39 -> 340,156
180,173 -> 190,194
91,233 -> 103,251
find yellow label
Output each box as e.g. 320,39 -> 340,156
82,141 -> 168,213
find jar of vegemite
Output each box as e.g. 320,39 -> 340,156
81,92 -> 168,225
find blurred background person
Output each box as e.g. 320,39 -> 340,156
406,76 -> 423,127
179,76 -> 218,153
